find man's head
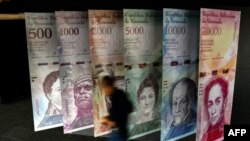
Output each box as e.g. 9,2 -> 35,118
204,77 -> 228,127
137,73 -> 158,117
43,71 -> 61,108
169,78 -> 197,125
74,76 -> 93,110
101,75 -> 115,96
96,67 -> 114,78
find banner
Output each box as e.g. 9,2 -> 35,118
88,10 -> 124,137
196,8 -> 240,141
161,9 -> 199,141
55,11 -> 93,134
25,13 -> 62,131
123,9 -> 162,139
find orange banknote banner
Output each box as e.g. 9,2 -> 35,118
88,10 -> 124,137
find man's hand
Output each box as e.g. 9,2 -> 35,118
100,116 -> 116,127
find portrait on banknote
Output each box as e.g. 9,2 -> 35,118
161,8 -> 199,141
124,9 -> 162,139
200,77 -> 228,141
196,8 -> 241,141
55,11 -> 93,133
25,13 -> 63,131
162,77 -> 197,141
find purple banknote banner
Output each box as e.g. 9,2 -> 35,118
55,11 -> 94,134
25,13 -> 63,131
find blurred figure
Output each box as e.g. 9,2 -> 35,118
96,67 -> 115,110
100,76 -> 132,141
114,76 -> 125,91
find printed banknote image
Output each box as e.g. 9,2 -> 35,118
88,10 -> 124,137
196,8 -> 241,141
55,11 -> 93,134
59,56 -> 93,134
123,9 -> 163,139
123,9 -> 162,66
32,64 -> 63,130
28,59 -> 63,131
126,65 -> 162,139
161,76 -> 197,141
200,77 -> 228,141
41,70 -> 61,117
161,9 -> 199,141
36,68 -> 62,129
136,73 -> 159,124
25,13 -> 63,131
69,74 -> 93,129
55,11 -> 90,56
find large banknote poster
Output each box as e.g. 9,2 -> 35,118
88,10 -> 124,137
196,8 -> 240,141
25,13 -> 62,131
123,9 -> 162,139
55,11 -> 93,134
161,9 -> 199,141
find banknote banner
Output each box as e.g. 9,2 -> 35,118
124,9 -> 162,139
161,9 -> 199,141
88,10 -> 124,137
196,8 -> 240,141
55,11 -> 93,134
25,13 -> 63,131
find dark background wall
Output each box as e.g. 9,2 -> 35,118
229,7 -> 250,124
0,1 -> 249,140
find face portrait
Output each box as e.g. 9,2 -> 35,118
137,73 -> 158,123
50,78 -> 62,108
43,70 -> 62,115
207,84 -> 224,126
204,77 -> 228,128
139,87 -> 156,117
74,77 -> 93,110
171,83 -> 190,125
169,78 -> 197,126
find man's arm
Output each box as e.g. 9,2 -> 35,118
100,116 -> 116,127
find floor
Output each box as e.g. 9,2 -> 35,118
0,99 -> 195,141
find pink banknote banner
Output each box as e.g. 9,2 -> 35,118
196,8 -> 240,141
55,11 -> 94,134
